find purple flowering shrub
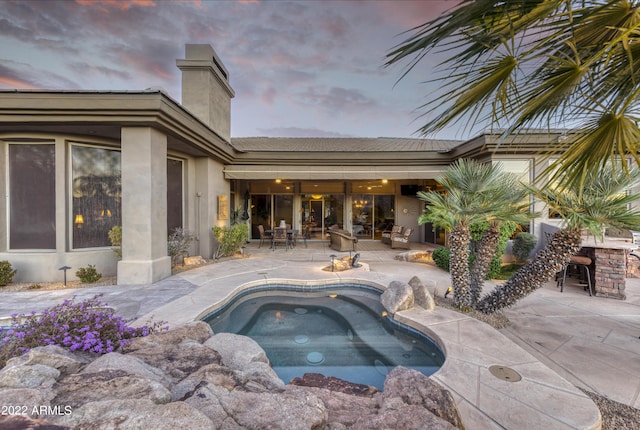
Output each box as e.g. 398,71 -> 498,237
0,295 -> 167,368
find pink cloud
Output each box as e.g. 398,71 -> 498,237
75,0 -> 157,11
373,0 -> 456,30
0,76 -> 39,89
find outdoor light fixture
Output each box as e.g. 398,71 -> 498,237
329,254 -> 337,272
275,178 -> 282,184
58,265 -> 71,287
382,179 -> 388,184
445,286 -> 452,298
328,293 -> 337,298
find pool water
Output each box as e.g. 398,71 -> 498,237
205,286 -> 444,390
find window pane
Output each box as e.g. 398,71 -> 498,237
9,144 -> 56,249
352,194 -> 373,237
72,145 -> 121,248
167,159 -> 183,234
373,195 -> 395,240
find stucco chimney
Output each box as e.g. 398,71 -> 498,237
177,44 -> 234,142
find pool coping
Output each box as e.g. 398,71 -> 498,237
136,266 -> 602,430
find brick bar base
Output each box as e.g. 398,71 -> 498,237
583,247 -> 626,300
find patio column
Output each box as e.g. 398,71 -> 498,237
117,127 -> 171,284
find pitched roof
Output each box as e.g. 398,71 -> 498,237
230,137 -> 463,153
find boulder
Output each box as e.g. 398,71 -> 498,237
124,321 -> 213,351
354,399 -> 458,430
204,332 -> 269,370
383,366 -> 465,429
5,345 -> 89,376
283,385 -> 379,428
381,281 -> 415,314
217,389 -> 328,430
171,364 -> 247,401
0,415 -> 69,430
408,276 -> 436,310
52,369 -> 171,408
50,399 -> 213,430
0,363 -> 60,389
128,339 -> 222,382
80,352 -> 169,386
0,387 -> 50,414
290,373 -> 378,397
239,361 -> 284,390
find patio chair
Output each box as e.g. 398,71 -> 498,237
390,227 -> 414,249
272,227 -> 290,251
257,225 -> 270,248
382,225 -> 404,245
557,254 -> 593,296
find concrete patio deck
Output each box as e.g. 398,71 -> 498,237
1,240 -> 639,429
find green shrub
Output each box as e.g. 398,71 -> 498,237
471,221 -> 518,279
512,232 -> 537,262
432,247 -> 451,272
212,224 -> 249,259
0,261 -> 17,287
76,265 -> 102,284
108,226 -> 122,258
168,227 -> 195,265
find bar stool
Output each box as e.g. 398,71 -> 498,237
557,255 -> 594,296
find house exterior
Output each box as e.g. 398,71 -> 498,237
0,44 -> 563,285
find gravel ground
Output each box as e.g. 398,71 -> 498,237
581,389 -> 640,430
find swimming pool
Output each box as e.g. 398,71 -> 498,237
203,283 -> 445,390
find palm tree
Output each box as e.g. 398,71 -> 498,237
418,159 -> 530,310
478,167 -> 640,313
386,0 -> 640,190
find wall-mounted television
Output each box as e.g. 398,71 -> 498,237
400,185 -> 421,196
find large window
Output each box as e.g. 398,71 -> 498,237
71,145 -> 121,249
167,158 -> 183,234
351,194 -> 395,239
9,144 -> 56,249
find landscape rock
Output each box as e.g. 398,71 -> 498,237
290,373 -> 378,397
239,360 -> 285,390
0,324 -> 464,429
354,400 -> 458,430
128,339 -> 222,382
0,363 -> 60,389
408,276 -> 436,310
204,332 -> 269,370
125,320 -> 213,351
81,352 -> 170,386
184,255 -> 207,266
283,385 -> 379,428
383,367 -> 465,429
5,345 -> 89,376
0,415 -> 69,430
52,369 -> 172,408
218,389 -> 328,429
0,387 -> 50,412
381,281 -> 415,314
171,363 -> 246,401
50,399 -> 213,430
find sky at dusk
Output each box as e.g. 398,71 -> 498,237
0,0 -> 464,140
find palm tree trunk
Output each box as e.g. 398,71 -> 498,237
449,222 -> 472,310
477,228 -> 582,313
469,221 -> 501,306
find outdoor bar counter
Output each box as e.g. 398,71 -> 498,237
579,235 -> 640,300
